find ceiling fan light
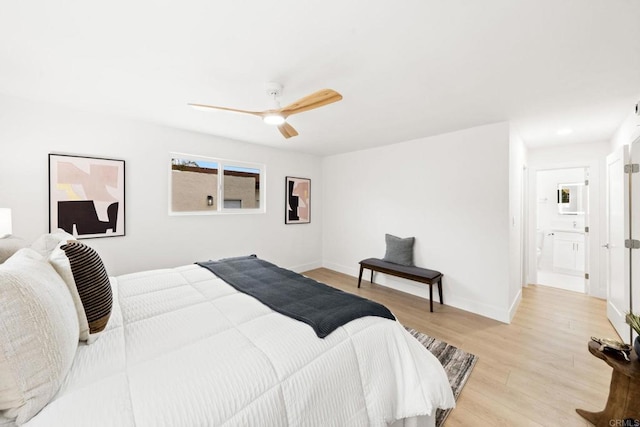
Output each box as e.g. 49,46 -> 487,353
263,114 -> 285,125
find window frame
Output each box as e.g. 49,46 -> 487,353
169,152 -> 266,216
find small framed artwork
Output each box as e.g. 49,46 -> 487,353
49,154 -> 125,238
285,176 -> 310,224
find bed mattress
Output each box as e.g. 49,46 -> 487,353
23,264 -> 454,426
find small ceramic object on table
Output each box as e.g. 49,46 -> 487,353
591,336 -> 632,361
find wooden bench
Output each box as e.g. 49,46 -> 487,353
357,258 -> 443,312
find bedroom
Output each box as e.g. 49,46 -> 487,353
1,0 -> 640,425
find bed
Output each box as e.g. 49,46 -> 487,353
0,235 -> 454,427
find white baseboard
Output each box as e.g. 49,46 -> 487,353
443,293 -> 511,324
322,260 -> 359,278
322,260 -> 511,323
289,260 -> 322,274
508,288 -> 522,323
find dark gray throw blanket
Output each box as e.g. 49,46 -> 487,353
197,255 -> 395,338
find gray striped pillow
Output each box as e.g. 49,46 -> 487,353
57,241 -> 112,341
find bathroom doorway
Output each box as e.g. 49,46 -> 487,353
534,167 -> 589,293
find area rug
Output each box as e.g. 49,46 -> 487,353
405,327 -> 478,426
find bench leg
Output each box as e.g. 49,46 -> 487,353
357,265 -> 364,288
370,269 -> 374,284
438,277 -> 443,305
429,284 -> 434,312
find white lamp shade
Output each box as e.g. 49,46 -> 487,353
0,208 -> 12,238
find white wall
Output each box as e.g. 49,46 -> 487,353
527,142 -> 609,298
322,122 -> 514,322
610,107 -> 640,152
0,94 -> 323,275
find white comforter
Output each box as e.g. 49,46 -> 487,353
25,265 -> 454,426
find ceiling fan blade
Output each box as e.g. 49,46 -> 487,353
188,103 -> 263,117
280,89 -> 342,116
277,122 -> 299,139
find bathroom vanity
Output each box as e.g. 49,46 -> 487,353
552,230 -> 585,275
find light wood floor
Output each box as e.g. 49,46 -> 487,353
304,268 -> 619,426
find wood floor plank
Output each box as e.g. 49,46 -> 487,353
303,268 -> 619,426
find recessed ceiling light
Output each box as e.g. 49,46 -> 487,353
556,128 -> 573,136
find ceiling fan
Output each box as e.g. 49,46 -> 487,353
188,83 -> 342,139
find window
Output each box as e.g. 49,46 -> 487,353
223,165 -> 261,210
169,153 -> 265,215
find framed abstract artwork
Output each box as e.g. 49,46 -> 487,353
49,154 -> 125,238
285,176 -> 310,224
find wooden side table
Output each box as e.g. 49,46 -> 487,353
576,341 -> 640,426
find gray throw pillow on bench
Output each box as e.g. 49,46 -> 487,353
382,234 -> 415,266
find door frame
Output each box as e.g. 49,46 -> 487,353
527,160 -> 602,297
630,138 -> 640,342
605,145 -> 631,342
521,165 -> 529,287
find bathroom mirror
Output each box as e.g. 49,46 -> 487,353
557,182 -> 585,215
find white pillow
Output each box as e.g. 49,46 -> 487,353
30,230 -> 75,257
0,248 -> 79,424
0,236 -> 27,264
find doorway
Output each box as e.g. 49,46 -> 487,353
534,167 -> 589,293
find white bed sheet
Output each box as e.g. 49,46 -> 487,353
24,264 -> 454,426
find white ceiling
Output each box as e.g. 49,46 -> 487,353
1,0 -> 639,156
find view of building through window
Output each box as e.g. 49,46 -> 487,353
170,156 -> 263,214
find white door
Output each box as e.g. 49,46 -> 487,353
605,146 -> 630,342
630,138 -> 640,342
